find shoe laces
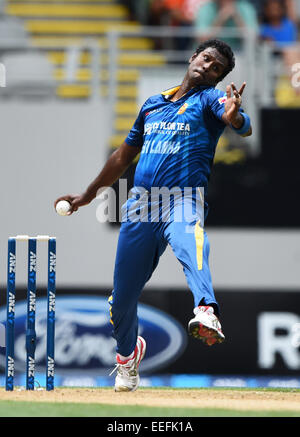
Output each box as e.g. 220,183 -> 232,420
109,363 -> 137,378
194,305 -> 214,316
109,357 -> 137,377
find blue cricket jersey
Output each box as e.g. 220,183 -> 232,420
125,85 -> 245,196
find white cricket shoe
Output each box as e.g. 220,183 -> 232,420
188,306 -> 225,346
111,336 -> 146,392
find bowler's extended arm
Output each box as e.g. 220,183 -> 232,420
54,141 -> 140,214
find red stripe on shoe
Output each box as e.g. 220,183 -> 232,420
137,337 -> 145,367
116,345 -> 138,365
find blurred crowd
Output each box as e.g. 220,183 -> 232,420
121,0 -> 300,105
122,0 -> 299,49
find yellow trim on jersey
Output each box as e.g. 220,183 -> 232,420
194,221 -> 204,270
161,86 -> 181,97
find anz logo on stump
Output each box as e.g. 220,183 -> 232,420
0,296 -> 187,375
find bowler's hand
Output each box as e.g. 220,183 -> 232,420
54,193 -> 92,215
224,82 -> 246,127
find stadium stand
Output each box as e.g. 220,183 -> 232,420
3,0 -> 167,150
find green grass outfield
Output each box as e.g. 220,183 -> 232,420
0,387 -> 299,417
0,400 -> 299,417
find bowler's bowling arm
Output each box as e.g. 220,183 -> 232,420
83,141 -> 140,202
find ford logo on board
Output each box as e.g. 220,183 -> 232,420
0,296 -> 187,375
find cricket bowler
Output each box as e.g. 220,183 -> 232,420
55,39 -> 252,392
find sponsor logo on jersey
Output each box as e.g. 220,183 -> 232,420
177,103 -> 188,115
145,107 -> 164,117
145,121 -> 190,136
218,96 -> 227,104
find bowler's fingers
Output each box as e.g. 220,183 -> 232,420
71,202 -> 79,213
226,85 -> 231,99
231,82 -> 246,97
54,194 -> 77,214
67,197 -> 80,214
238,82 -> 246,95
229,83 -> 243,106
54,195 -> 72,209
69,195 -> 88,214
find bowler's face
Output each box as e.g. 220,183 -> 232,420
188,48 -> 229,86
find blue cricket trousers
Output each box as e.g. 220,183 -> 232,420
108,191 -> 219,356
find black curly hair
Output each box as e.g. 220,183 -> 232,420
194,39 -> 236,82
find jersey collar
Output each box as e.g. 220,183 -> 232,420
161,85 -> 212,101
161,86 -> 181,99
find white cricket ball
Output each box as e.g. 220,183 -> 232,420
56,200 -> 71,216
